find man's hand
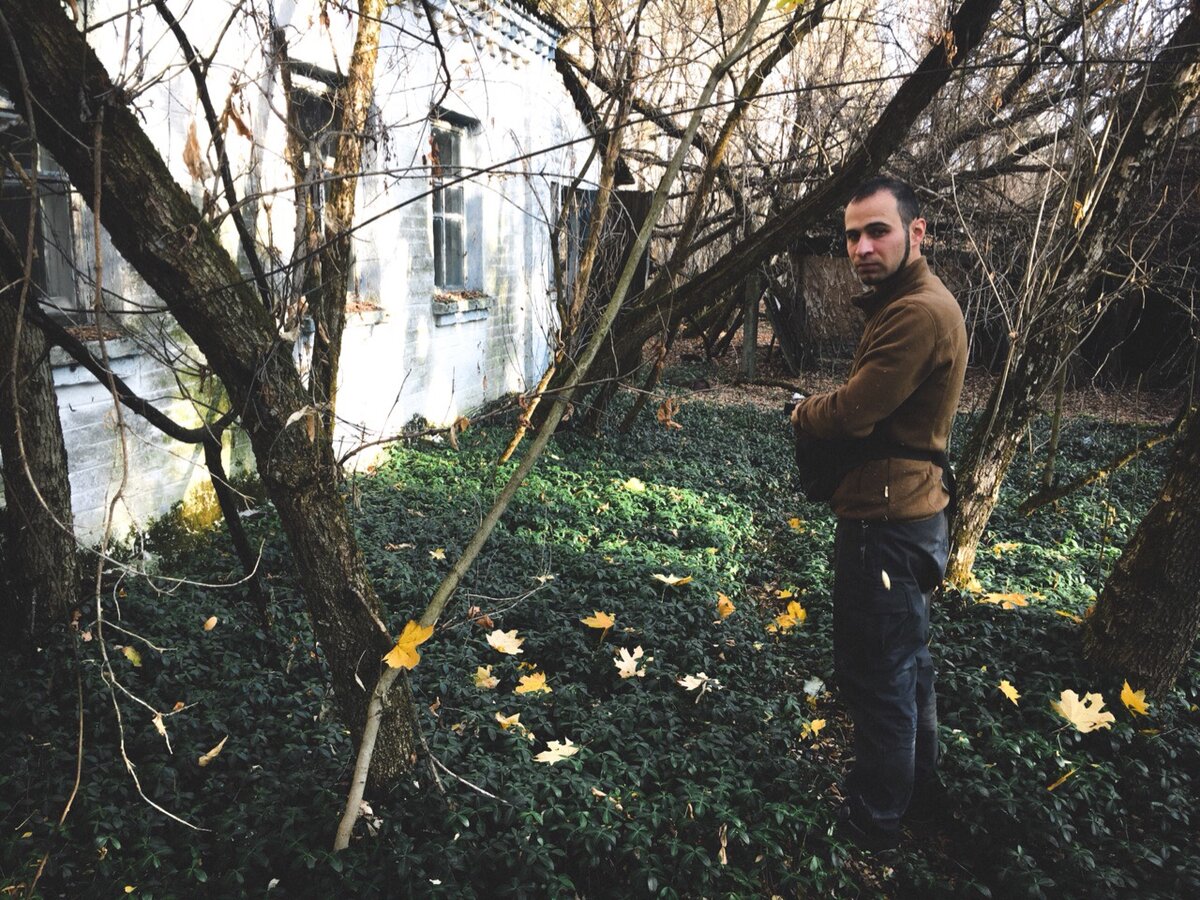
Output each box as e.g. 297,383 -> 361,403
788,393 -> 806,425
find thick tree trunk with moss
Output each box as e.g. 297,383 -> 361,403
0,282 -> 79,640
1083,411 -> 1200,697
0,0 -> 415,782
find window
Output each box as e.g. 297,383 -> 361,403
430,121 -> 466,290
0,107 -> 79,320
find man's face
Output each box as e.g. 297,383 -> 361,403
844,190 -> 925,286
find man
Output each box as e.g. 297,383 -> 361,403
791,176 -> 967,850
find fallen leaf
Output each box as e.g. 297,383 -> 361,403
122,646 -> 143,667
676,672 -> 710,696
429,548 -> 446,560
197,735 -> 228,767
652,573 -> 693,586
474,665 -> 499,690
382,620 -> 434,670
152,713 -> 167,737
800,718 -> 826,739
534,739 -> 579,764
1053,609 -> 1084,623
716,593 -> 735,619
1051,689 -> 1115,733
203,616 -> 218,631
774,601 -> 807,632
999,679 -> 1021,705
991,541 -> 1021,556
495,712 -> 522,731
614,646 -> 649,678
776,589 -> 795,599
622,477 -> 646,492
486,629 -> 524,655
581,611 -> 615,630
787,517 -> 804,531
1121,680 -> 1150,716
172,701 -> 185,712
514,672 -> 552,694
978,592 -> 1029,609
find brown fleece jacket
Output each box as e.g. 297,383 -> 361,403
794,257 -> 967,521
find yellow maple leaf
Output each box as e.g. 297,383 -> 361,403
800,718 -> 826,739
978,592 -> 1029,609
382,620 -> 434,670
1121,680 -> 1150,716
774,600 -> 807,631
474,665 -> 499,690
122,646 -> 143,667
429,548 -> 446,560
991,541 -> 1021,556
495,711 -> 522,730
652,573 -> 693,586
197,735 -> 228,767
534,739 -> 579,764
1053,609 -> 1084,624
613,646 -> 649,678
788,517 -> 804,531
999,679 -> 1020,705
514,672 -> 552,694
716,593 -> 735,619
1051,689 -> 1116,733
776,589 -> 794,599
203,616 -> 218,631
486,629 -> 524,655
581,611 -> 615,630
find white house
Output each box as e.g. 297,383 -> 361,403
0,0 -> 596,542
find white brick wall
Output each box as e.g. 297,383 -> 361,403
7,0 -> 594,542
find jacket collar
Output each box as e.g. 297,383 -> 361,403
852,257 -> 929,315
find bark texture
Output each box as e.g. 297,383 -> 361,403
1084,410 -> 1200,697
0,279 -> 79,639
0,0 -> 415,781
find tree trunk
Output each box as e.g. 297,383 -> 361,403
1083,409 -> 1200,697
0,280 -> 79,640
947,333 -> 1063,584
309,0 -> 385,437
0,0 -> 415,782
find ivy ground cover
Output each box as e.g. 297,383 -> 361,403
2,399 -> 1197,898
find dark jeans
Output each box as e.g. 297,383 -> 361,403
832,512 -> 948,836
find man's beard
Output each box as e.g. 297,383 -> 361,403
859,231 -> 911,287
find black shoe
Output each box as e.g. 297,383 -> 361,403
905,779 -> 950,827
835,804 -> 900,852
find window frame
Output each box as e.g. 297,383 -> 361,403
430,119 -> 468,292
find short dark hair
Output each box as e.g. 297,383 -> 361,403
849,176 -> 920,227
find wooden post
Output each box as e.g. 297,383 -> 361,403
742,271 -> 760,377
